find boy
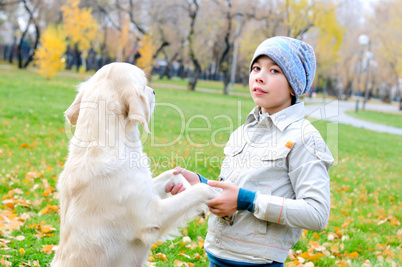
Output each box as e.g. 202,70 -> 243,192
167,36 -> 334,266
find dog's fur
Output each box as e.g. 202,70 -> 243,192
52,63 -> 218,267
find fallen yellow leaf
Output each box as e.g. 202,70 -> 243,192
155,253 -> 168,261
174,260 -> 184,266
312,232 -> 321,240
335,260 -> 347,267
349,251 -> 359,259
42,245 -> 54,254
198,236 -> 204,249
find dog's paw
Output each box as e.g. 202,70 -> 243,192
195,183 -> 220,200
170,172 -> 191,190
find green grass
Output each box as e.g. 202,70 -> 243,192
150,75 -> 250,94
0,65 -> 401,266
345,109 -> 402,128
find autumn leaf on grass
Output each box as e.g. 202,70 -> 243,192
155,253 -> 168,261
22,260 -> 41,266
2,200 -> 14,210
0,257 -> 11,267
174,260 -> 188,267
30,221 -> 56,238
42,245 -> 55,254
178,252 -> 191,259
18,143 -> 31,149
349,251 -> 359,259
312,232 -> 321,240
335,260 -> 347,267
42,187 -> 55,197
198,236 -> 204,249
26,172 -> 44,179
378,215 -> 401,226
15,236 -> 25,241
375,243 -> 387,251
182,236 -> 191,243
40,205 -> 59,214
19,248 -> 25,255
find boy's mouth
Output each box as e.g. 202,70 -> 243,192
253,87 -> 267,95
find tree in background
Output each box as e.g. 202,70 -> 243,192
369,0 -> 402,109
136,34 -> 156,78
61,0 -> 99,72
34,25 -> 66,79
185,0 -> 202,91
281,0 -> 344,97
308,1 -> 344,98
0,0 -> 400,104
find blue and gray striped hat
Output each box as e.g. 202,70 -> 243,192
250,36 -> 316,101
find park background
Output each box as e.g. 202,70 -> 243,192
0,0 -> 401,266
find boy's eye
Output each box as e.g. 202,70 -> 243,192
252,66 -> 260,71
270,69 -> 280,74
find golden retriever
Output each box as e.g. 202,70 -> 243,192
52,62 -> 218,267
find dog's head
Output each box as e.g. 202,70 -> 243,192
65,62 -> 155,133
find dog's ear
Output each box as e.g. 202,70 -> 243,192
125,92 -> 151,133
65,90 -> 84,126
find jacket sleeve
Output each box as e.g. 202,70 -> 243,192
253,133 -> 334,231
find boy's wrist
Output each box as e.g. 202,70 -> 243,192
196,173 -> 208,184
237,188 -> 256,212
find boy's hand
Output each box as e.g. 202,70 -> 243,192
165,167 -> 200,195
207,180 -> 239,217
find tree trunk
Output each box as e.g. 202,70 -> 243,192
343,80 -> 353,100
23,22 -> 40,68
8,40 -> 16,64
399,97 -> 402,111
187,0 -> 201,91
17,0 -> 40,69
188,65 -> 201,91
223,70 -> 230,95
17,22 -> 30,69
160,52 -> 178,80
74,44 -> 81,72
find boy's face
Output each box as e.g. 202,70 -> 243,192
249,55 -> 295,114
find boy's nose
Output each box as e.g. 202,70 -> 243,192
255,73 -> 265,83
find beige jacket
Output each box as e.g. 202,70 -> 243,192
205,103 -> 334,263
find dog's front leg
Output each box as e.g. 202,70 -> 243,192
149,183 -> 219,238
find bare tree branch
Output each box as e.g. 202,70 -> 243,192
0,0 -> 21,6
94,3 -> 121,31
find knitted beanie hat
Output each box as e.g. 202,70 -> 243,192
250,36 -> 316,101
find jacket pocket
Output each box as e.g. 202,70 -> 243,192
250,145 -> 291,182
219,141 -> 247,182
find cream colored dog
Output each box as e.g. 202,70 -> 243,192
52,62 -> 218,267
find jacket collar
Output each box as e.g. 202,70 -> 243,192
245,103 -> 305,131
